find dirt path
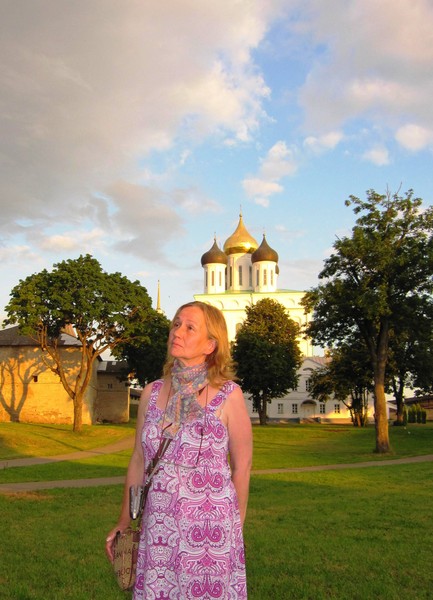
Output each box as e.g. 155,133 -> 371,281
1,438 -> 432,494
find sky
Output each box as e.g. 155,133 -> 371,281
1,0 -> 433,321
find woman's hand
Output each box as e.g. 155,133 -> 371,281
105,521 -> 129,562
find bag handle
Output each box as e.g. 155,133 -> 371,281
129,435 -> 172,521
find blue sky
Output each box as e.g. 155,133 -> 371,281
1,0 -> 433,320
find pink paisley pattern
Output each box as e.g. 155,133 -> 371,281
133,380 -> 247,600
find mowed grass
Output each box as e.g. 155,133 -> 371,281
0,421 -> 135,460
1,463 -> 432,599
0,421 -> 432,599
1,421 -> 432,484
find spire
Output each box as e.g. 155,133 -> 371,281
156,280 -> 162,313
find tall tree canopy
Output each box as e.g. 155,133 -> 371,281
302,189 -> 433,453
308,341 -> 373,427
232,298 -> 302,425
114,309 -> 170,386
385,296 -> 433,423
4,254 -> 160,431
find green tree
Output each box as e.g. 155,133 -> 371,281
302,189 -> 433,453
232,298 -> 302,425
386,297 -> 433,423
4,254 -> 158,432
114,309 -> 170,386
308,342 -> 373,427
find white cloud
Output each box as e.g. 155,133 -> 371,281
40,229 -> 105,253
242,141 -> 297,206
260,141 -> 298,179
362,145 -> 390,166
395,124 -> 433,151
303,131 -> 344,153
171,188 -> 222,215
296,0 -> 433,143
242,178 -> 283,198
0,0 -> 278,238
254,197 -> 270,208
104,181 -> 185,264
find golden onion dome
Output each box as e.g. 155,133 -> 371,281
201,238 -> 227,266
223,214 -> 258,255
251,234 -> 279,264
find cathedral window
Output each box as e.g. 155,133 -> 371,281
271,270 -> 274,286
239,266 -> 243,286
256,270 -> 259,286
219,271 -> 222,287
229,266 -> 233,287
211,271 -> 215,286
249,266 -> 252,287
264,269 -> 267,285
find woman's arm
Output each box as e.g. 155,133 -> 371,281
226,385 -> 253,526
105,382 -> 152,561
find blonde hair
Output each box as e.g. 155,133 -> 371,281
163,301 -> 236,387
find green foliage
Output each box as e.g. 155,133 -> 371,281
3,255 -> 160,430
405,404 -> 428,425
302,189 -> 433,452
308,340 -> 373,426
232,298 -> 302,424
113,310 -> 170,385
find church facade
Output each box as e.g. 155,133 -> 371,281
194,214 -> 373,423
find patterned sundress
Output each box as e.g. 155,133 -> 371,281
133,379 -> 247,600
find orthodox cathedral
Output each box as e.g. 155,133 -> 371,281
194,213 -> 371,424
194,212 -> 312,356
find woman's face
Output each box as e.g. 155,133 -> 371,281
168,306 -> 215,367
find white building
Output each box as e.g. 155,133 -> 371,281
194,214 -> 374,423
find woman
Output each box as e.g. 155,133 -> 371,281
106,301 -> 253,599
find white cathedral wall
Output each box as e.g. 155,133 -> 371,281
194,289 -> 313,356
204,264 -> 226,294
253,260 -> 278,293
243,357 -> 376,423
227,253 -> 253,292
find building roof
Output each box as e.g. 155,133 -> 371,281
201,237 -> 227,266
97,360 -> 129,374
0,325 -> 81,347
223,213 -> 258,255
251,234 -> 279,264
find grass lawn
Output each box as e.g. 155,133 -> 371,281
0,422 -> 135,460
1,421 -> 432,484
0,421 -> 432,599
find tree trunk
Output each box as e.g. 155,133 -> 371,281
372,324 -> 391,453
258,395 -> 268,425
373,381 -> 390,452
394,378 -> 405,425
73,394 -> 83,433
